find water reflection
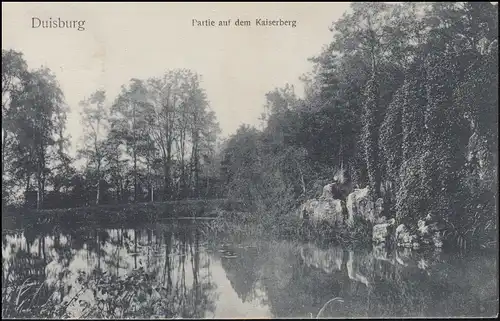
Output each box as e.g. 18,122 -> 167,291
2,224 -> 218,318
2,223 -> 498,318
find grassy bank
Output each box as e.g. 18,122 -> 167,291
205,210 -> 373,249
1,199 -> 246,230
205,209 -> 498,252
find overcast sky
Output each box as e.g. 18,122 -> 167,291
2,2 -> 351,156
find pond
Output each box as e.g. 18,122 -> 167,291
2,220 -> 498,318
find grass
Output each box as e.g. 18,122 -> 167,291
2,199 -> 247,230
3,199 -> 245,217
203,209 -> 374,249
1,268 -> 183,319
1,276 -> 56,318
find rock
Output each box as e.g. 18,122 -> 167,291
375,198 -> 384,217
417,219 -> 442,248
372,218 -> 395,244
417,219 -> 430,236
372,244 -> 392,263
395,221 -> 443,249
346,186 -> 384,227
372,243 -> 386,257
433,231 -> 443,248
300,197 -> 344,228
322,183 -> 335,199
301,199 -> 319,218
299,182 -> 350,227
395,224 -> 417,248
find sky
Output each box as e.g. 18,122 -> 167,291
2,2 -> 352,156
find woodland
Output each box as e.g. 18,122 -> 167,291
2,2 -> 498,247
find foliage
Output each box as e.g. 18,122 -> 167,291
2,52 -> 68,209
218,2 -> 498,249
1,2 -> 497,250
2,58 -> 221,209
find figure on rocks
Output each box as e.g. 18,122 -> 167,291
322,178 -> 351,201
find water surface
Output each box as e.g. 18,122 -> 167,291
2,221 -> 498,318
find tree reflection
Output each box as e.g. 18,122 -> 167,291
220,245 -> 260,303
213,237 -> 497,318
2,223 -> 497,318
257,241 -> 349,318
255,242 -> 496,318
2,225 -> 70,318
2,223 -> 218,318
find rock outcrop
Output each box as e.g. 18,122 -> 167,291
395,224 -> 418,248
346,187 -> 384,227
300,198 -> 344,227
395,215 -> 443,249
372,218 -> 396,244
299,183 -> 443,251
300,181 -> 347,227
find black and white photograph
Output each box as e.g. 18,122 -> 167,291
1,2 -> 498,319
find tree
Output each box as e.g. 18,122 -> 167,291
8,67 -> 66,209
143,70 -> 219,200
379,85 -> 403,203
110,79 -> 154,202
144,72 -> 183,200
2,49 -> 29,205
79,90 -> 108,205
361,74 -> 382,199
220,125 -> 263,203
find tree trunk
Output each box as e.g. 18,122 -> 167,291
133,101 -> 137,203
1,129 -> 6,184
167,141 -> 172,200
26,175 -> 30,194
96,162 -> 101,206
181,144 -> 186,198
206,177 -> 210,198
192,126 -> 200,198
36,156 -> 42,210
364,75 -> 381,199
41,175 -> 45,208
148,162 -> 154,203
163,162 -> 170,201
194,151 -> 199,198
96,180 -> 100,206
36,185 -> 40,210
